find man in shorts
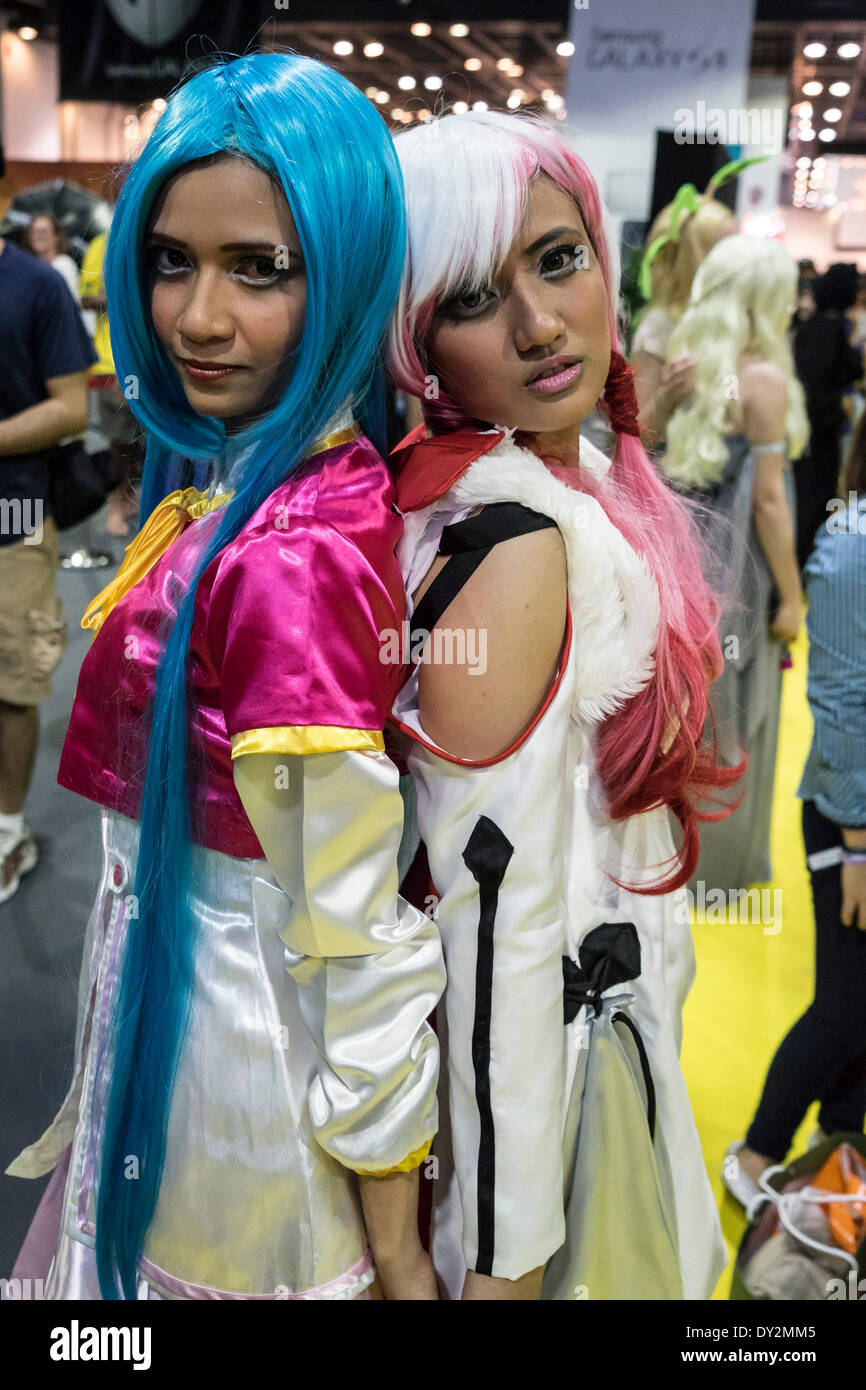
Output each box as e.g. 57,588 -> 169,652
0,175 -> 95,903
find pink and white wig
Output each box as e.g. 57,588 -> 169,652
389,110 -> 742,892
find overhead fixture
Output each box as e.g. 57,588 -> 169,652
18,25 -> 38,41
541,88 -> 556,101
364,42 -> 384,59
509,65 -> 524,77
464,58 -> 482,71
838,42 -> 861,59
802,81 -> 823,96
424,76 -> 443,90
392,108 -> 405,121
453,101 -> 469,114
823,108 -> 842,122
375,91 -> 389,104
411,23 -> 431,37
799,128 -> 816,141
496,58 -> 512,71
557,41 -> 575,57
805,192 -> 818,205
333,41 -> 353,57
829,81 -> 851,97
803,42 -> 827,59
813,156 -> 827,166
152,98 -> 167,112
795,156 -> 811,167
506,91 -> 524,109
472,100 -> 489,111
818,128 -> 837,141
398,75 -> 417,90
449,24 -> 469,38
364,86 -> 378,98
794,102 -> 813,117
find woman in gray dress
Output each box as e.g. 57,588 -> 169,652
662,235 -> 808,893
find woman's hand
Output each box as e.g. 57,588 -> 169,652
841,862 -> 866,931
657,355 -> 697,413
770,600 -> 800,644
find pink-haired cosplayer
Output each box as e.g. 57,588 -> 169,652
387,111 -> 740,1300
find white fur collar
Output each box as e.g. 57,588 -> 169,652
446,431 -> 661,726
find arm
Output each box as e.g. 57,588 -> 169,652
416,527 -> 570,1298
0,371 -> 89,455
232,746 -> 445,1298
742,361 -> 802,642
633,347 -> 696,451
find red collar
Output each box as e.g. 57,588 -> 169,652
391,425 -> 506,513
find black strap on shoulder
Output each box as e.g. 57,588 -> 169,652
409,503 -> 556,656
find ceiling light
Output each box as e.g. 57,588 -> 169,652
453,101 -> 468,114
398,75 -> 417,90
416,110 -> 431,122
450,24 -> 469,38
802,81 -> 823,96
557,41 -> 575,57
464,57 -> 481,71
401,114 -> 414,125
541,88 -> 556,101
507,91 -> 524,109
803,42 -> 827,59
509,64 -> 524,77
364,86 -> 378,97
497,58 -> 512,71
364,42 -> 384,58
794,102 -> 813,117
818,128 -> 837,141
795,156 -> 811,167
472,100 -> 488,111
829,81 -> 851,96
333,41 -> 353,56
813,156 -> 827,166
18,25 -> 38,40
375,92 -> 389,104
823,108 -> 842,122
392,108 -> 404,120
153,98 -> 167,112
411,23 -> 431,37
799,128 -> 816,141
424,76 -> 443,90
838,43 -> 861,59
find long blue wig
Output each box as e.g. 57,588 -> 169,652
94,52 -> 406,1299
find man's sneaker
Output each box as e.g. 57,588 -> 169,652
0,829 -> 39,906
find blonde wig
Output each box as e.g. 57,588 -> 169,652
663,234 -> 809,488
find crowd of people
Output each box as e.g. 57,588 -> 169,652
0,49 -> 864,1301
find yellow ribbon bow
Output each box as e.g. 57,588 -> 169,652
81,486 -> 234,637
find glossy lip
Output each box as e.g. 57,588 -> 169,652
177,356 -> 245,381
525,355 -> 583,395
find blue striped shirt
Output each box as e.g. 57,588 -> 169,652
798,502 -> 866,826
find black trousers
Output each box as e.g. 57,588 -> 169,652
746,800 -> 866,1160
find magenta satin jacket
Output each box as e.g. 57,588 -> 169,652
57,434 -> 407,858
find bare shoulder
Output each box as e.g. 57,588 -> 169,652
739,358 -> 788,404
417,525 -> 568,761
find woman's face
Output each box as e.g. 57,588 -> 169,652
427,175 -> 611,445
30,215 -> 57,261
148,156 -> 306,425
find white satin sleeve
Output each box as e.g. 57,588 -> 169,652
233,747 -> 445,1174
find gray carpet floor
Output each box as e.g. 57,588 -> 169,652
0,508 -> 124,1276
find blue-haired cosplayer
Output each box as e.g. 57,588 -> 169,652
7,54 -> 444,1301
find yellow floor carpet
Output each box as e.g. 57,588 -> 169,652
681,622 -> 819,1298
